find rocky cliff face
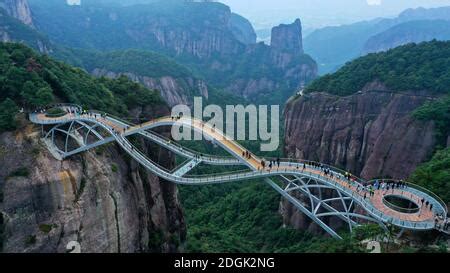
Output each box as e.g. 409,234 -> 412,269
282,81 -> 438,231
0,110 -> 186,253
271,19 -> 303,55
30,1 -> 245,59
0,6 -> 51,54
229,13 -> 257,45
0,0 -> 33,26
91,69 -> 208,107
0,29 -> 10,42
224,19 -> 317,104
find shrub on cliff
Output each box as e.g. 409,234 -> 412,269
0,99 -> 19,132
306,40 -> 450,96
414,95 -> 450,147
409,148 -> 450,203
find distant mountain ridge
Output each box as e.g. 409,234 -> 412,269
304,6 -> 450,74
363,20 -> 450,54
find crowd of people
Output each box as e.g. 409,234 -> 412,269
36,105 -> 450,233
242,150 -> 252,160
258,158 -> 284,171
372,179 -> 407,192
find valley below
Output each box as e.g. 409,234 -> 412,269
0,0 -> 449,254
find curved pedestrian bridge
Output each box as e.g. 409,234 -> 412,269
29,105 -> 449,239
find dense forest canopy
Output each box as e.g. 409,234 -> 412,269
0,43 -> 164,132
306,40 -> 450,96
410,147 -> 450,204
74,50 -> 198,79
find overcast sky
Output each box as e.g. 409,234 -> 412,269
218,0 -> 450,30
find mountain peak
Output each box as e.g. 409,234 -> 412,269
270,18 -> 303,54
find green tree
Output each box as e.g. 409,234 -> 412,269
34,87 -> 54,107
353,224 -> 385,241
20,81 -> 37,106
409,148 -> 450,203
0,98 -> 19,132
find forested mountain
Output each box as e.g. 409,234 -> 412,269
304,6 -> 450,74
57,48 -> 215,107
0,43 -> 164,131
0,4 -> 230,108
306,41 -> 450,96
27,0 -> 317,105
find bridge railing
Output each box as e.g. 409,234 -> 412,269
29,112 -> 77,124
88,110 -> 135,126
381,195 -> 421,214
101,114 -> 241,164
30,108 -> 445,230
143,130 -> 239,163
262,157 -> 367,188
114,134 -> 176,175
171,157 -> 194,174
183,117 -> 253,159
366,179 -> 448,216
317,175 -> 436,229
41,103 -> 83,111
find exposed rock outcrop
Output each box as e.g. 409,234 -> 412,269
0,6 -> 52,54
224,19 -> 316,104
229,13 -> 257,45
271,19 -> 303,55
91,69 -> 208,107
0,110 -> 186,253
282,82 -> 438,231
0,0 -> 33,27
0,29 -> 10,42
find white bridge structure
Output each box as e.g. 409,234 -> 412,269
29,104 -> 449,239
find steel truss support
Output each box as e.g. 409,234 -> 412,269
39,116 -> 390,239
267,174 -> 386,239
44,120 -> 107,158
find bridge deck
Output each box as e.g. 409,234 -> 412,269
30,110 -> 448,233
